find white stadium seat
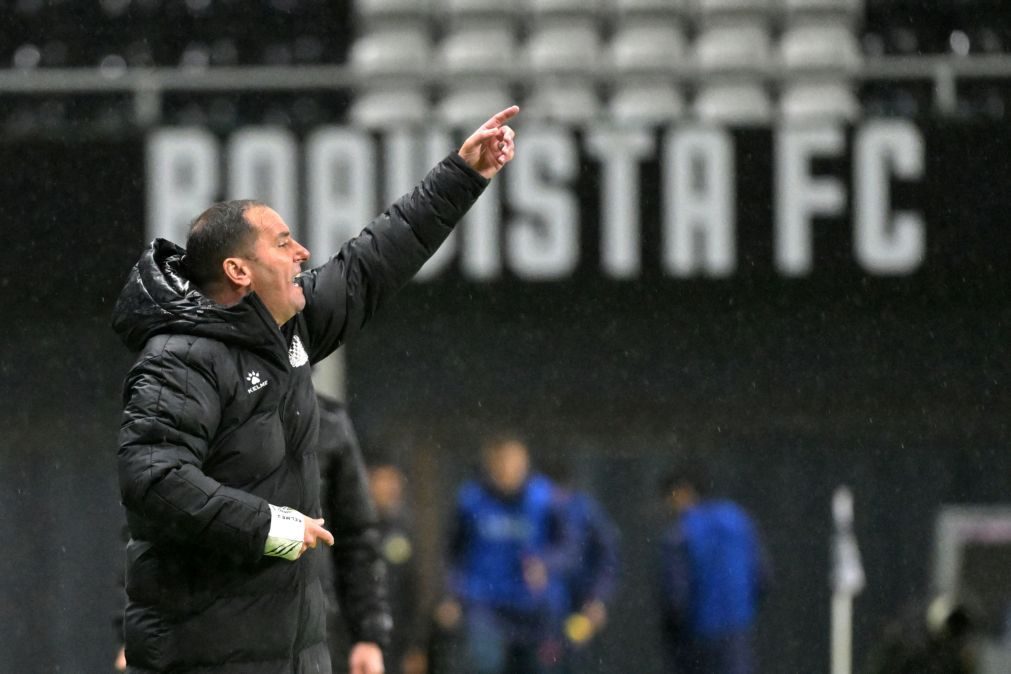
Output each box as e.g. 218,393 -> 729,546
780,24 -> 862,73
439,24 -> 517,75
350,87 -> 431,129
695,0 -> 776,23
782,0 -> 863,22
612,0 -> 690,18
779,81 -> 860,122
437,83 -> 514,129
526,18 -> 602,73
523,79 -> 601,125
526,0 -> 604,17
694,23 -> 772,74
350,25 -> 432,75
609,19 -> 687,74
609,81 -> 686,125
438,0 -> 522,23
355,0 -> 431,24
694,82 -> 773,125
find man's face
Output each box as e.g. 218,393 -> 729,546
244,206 -> 310,325
369,466 -> 404,517
484,441 -> 530,495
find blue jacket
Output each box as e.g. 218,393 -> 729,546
661,500 -> 769,639
554,489 -> 620,613
448,474 -> 559,612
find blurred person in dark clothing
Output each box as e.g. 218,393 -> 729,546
541,461 -> 620,673
864,595 -> 978,674
315,395 -> 392,674
366,461 -> 428,674
659,460 -> 771,674
439,435 -> 569,674
112,108 -> 518,674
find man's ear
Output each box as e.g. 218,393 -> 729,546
222,256 -> 252,288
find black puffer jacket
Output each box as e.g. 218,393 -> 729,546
113,154 -> 487,673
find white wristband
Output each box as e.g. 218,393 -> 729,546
264,504 -> 305,561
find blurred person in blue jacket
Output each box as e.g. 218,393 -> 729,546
541,461 -> 620,673
438,435 -> 568,674
659,460 -> 771,674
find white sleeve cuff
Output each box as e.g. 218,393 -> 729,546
264,504 -> 305,561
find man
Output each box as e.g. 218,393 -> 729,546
440,435 -> 566,674
659,460 -> 771,674
542,463 -> 620,673
314,395 -> 391,673
365,463 -> 426,674
112,106 -> 518,674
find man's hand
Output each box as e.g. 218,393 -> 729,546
458,105 -> 519,179
349,642 -> 385,674
299,517 -> 334,557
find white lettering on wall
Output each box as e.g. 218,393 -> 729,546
775,126 -> 846,276
586,126 -> 655,279
506,127 -> 579,280
147,128 -> 219,244
664,127 -> 736,277
854,120 -> 925,274
305,128 -> 375,264
144,123 -> 928,280
227,127 -> 299,234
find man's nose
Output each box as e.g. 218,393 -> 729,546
295,241 -> 310,262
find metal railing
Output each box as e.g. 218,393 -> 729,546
0,54 -> 1009,124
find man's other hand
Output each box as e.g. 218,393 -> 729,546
349,641 -> 385,674
458,105 -> 519,179
299,517 -> 334,557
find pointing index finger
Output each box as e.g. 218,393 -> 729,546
481,105 -> 520,130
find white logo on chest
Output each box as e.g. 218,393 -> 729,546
245,370 -> 269,394
288,335 -> 309,368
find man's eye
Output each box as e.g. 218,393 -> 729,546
279,240 -> 288,247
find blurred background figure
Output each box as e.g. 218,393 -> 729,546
541,460 -> 620,674
315,395 -> 393,674
367,462 -> 428,674
659,459 -> 771,674
438,435 -> 566,674
864,594 -> 979,674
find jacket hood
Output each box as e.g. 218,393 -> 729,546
112,238 -> 285,354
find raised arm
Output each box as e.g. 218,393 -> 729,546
298,107 -> 519,363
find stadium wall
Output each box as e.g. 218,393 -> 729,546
1,122 -> 1008,673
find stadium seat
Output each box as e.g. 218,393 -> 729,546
439,24 -> 517,76
525,0 -> 604,18
608,81 -> 686,126
694,82 -> 773,125
780,23 -> 861,73
525,18 -> 601,73
781,0 -> 862,24
694,23 -> 772,74
436,83 -> 514,128
356,0 -> 431,24
439,0 -> 522,24
350,24 -> 432,75
779,81 -> 860,122
695,0 -> 776,25
611,0 -> 690,19
350,87 -> 431,129
609,19 -> 687,74
523,79 -> 601,125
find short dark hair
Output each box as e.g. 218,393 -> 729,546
482,432 -> 528,455
184,199 -> 264,288
660,458 -> 712,497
